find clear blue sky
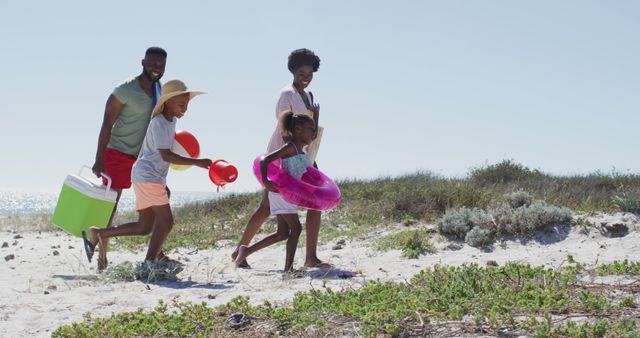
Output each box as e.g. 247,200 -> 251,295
1,1 -> 638,193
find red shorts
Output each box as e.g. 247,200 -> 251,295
102,148 -> 137,190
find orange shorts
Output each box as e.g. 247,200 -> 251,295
133,182 -> 169,211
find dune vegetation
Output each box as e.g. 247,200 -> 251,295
52,160 -> 640,337
111,159 -> 640,252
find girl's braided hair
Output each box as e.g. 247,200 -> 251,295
278,111 -> 313,142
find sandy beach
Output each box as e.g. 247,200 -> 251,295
1,212 -> 639,337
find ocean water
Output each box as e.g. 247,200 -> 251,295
0,190 -> 222,216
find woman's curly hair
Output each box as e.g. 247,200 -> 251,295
287,48 -> 321,73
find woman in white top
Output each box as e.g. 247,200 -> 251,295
233,48 -> 331,269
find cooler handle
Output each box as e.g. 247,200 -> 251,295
78,165 -> 113,198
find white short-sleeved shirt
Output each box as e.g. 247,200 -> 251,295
131,115 -> 176,185
266,84 -> 314,152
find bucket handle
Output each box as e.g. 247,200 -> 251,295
78,165 -> 113,198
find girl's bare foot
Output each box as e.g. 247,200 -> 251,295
304,258 -> 333,269
231,246 -> 251,268
234,245 -> 251,268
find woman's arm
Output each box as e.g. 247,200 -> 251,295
310,103 -> 319,137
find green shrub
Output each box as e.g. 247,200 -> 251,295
512,201 -> 572,236
436,207 -> 475,239
101,261 -> 183,283
504,190 -> 533,208
54,262 -> 640,337
613,191 -> 640,213
470,159 -> 546,184
465,226 -> 494,248
375,229 -> 436,258
597,259 -> 640,276
437,199 -> 573,245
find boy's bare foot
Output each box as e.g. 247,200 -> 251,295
234,245 -> 251,268
97,257 -> 108,271
87,227 -> 100,248
232,246 -> 251,268
304,258 -> 333,269
81,229 -> 97,262
157,251 -> 184,267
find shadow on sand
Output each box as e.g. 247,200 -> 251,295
530,224 -> 572,245
53,274 -> 235,290
152,280 -> 234,290
308,268 -> 358,280
53,274 -> 100,281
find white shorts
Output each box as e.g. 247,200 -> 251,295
268,191 -> 298,215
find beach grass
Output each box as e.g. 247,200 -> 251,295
109,159 -> 640,251
4,160 -> 639,262
373,228 -> 437,258
52,260 -> 640,337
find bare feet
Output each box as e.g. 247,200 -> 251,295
97,257 -> 108,271
157,251 -> 184,267
283,269 -> 307,279
304,258 -> 333,269
81,229 -> 97,262
87,227 -> 100,248
234,245 -> 251,268
231,246 -> 251,268
89,227 -> 108,271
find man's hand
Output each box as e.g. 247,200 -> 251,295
92,159 -> 105,178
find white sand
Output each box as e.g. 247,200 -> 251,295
1,212 -> 639,337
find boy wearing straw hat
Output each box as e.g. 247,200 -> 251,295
91,47 -> 166,270
83,80 -> 210,266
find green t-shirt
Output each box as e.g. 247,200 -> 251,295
107,77 -> 154,156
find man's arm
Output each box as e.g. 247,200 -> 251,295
92,95 -> 124,177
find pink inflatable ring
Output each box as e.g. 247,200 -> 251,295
253,155 -> 341,211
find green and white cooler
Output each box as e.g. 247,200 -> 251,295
52,166 -> 117,237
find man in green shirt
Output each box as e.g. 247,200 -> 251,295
91,47 -> 167,270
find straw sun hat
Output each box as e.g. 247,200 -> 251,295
151,80 -> 205,117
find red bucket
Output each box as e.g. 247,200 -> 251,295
209,159 -> 238,187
